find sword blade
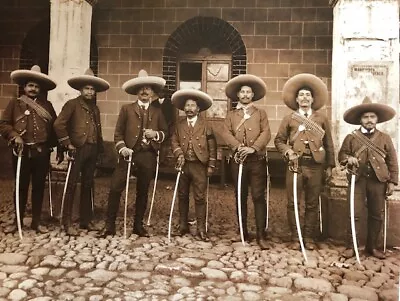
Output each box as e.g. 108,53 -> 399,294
319,196 -> 322,234
124,154 -> 133,239
265,164 -> 270,231
48,169 -> 53,217
350,174 -> 361,264
147,150 -> 160,226
15,155 -> 23,240
206,177 -> 209,233
293,172 -> 308,263
59,160 -> 73,225
168,170 -> 181,242
237,163 -> 245,246
384,199 -> 388,253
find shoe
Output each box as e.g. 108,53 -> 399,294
196,231 -> 210,242
132,227 -> 149,237
79,223 -> 96,231
64,226 -> 78,236
179,227 -> 190,236
365,248 -> 386,260
31,224 -> 49,234
305,241 -> 317,250
257,238 -> 270,250
343,248 -> 355,259
97,228 -> 116,238
289,241 -> 301,250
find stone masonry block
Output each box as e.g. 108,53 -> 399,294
97,100 -> 120,115
266,63 -> 289,77
279,50 -> 302,63
154,8 -> 176,21
142,0 -> 164,8
175,8 -> 199,22
256,0 -> 280,8
2,58 -> 19,72
107,61 -> 130,74
242,36 -> 266,48
303,50 -> 328,64
290,36 -> 316,49
316,36 -> 332,50
253,49 -> 279,63
291,8 -> 317,21
120,22 -> 142,35
247,63 -> 266,76
99,48 -> 120,61
267,8 -> 291,21
264,78 -> 278,91
304,22 -> 330,36
281,0 -> 306,7
222,8 -> 245,21
106,87 -> 128,101
255,22 -> 279,35
120,48 -> 141,61
198,8 -> 222,18
109,35 -> 131,47
97,21 -> 121,35
142,22 -> 164,35
316,7 -> 332,21
187,0 -> 210,7
165,0 -> 188,8
315,64 -> 332,78
279,22 -> 303,36
244,8 -> 268,21
1,84 -> 17,97
234,0 -> 256,8
141,48 -> 163,61
231,22 -> 255,35
121,0 -> 143,8
267,36 -> 290,49
289,63 -> 315,76
131,35 -> 153,47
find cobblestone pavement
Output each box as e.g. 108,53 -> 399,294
0,178 -> 399,301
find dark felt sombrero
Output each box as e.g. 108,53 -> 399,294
68,68 -> 110,92
171,89 -> 213,112
10,65 -> 57,91
282,73 -> 328,110
343,96 -> 396,125
122,69 -> 166,95
225,74 -> 267,102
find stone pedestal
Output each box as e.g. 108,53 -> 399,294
47,0 -> 94,114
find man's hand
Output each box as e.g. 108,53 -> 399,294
144,129 -> 157,140
66,144 -> 76,159
175,154 -> 185,171
120,147 -> 133,159
346,156 -> 359,168
207,166 -> 214,177
56,151 -> 64,164
325,166 -> 332,182
13,136 -> 24,154
238,146 -> 255,157
386,182 -> 395,196
286,149 -> 298,162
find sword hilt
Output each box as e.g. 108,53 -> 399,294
288,153 -> 300,173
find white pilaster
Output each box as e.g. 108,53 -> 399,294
48,0 -> 93,114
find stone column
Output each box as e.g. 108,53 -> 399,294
47,0 -> 94,114
327,0 -> 400,246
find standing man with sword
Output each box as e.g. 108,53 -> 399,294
98,70 -> 167,238
0,65 -> 62,235
170,89 -> 217,241
339,96 -> 398,260
222,74 -> 271,250
274,74 -> 335,252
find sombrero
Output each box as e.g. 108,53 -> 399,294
225,74 -> 266,102
343,96 -> 396,125
10,65 -> 57,91
171,89 -> 213,112
282,73 -> 328,110
68,68 -> 110,92
122,69 -> 166,95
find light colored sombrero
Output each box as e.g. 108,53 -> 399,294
343,96 -> 396,125
10,65 -> 57,91
225,74 -> 267,102
171,89 -> 213,112
282,73 -> 328,110
68,68 -> 110,92
122,69 -> 166,95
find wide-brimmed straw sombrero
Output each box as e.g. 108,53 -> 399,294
68,68 -> 110,92
122,69 -> 165,95
225,74 -> 266,102
10,65 -> 57,91
343,96 -> 396,125
171,89 -> 213,112
282,73 -> 328,110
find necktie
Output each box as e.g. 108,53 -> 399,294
141,105 -> 146,111
304,112 -> 308,118
188,121 -> 194,128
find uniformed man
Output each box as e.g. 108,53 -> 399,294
54,68 -> 109,235
99,70 -> 168,237
274,73 -> 335,250
339,97 -> 398,259
0,65 -> 61,233
222,74 -> 271,250
171,89 -> 217,241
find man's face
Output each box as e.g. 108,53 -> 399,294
81,85 -> 96,101
184,99 -> 199,118
360,112 -> 378,130
296,89 -> 314,110
237,85 -> 254,105
138,85 -> 154,102
23,81 -> 40,99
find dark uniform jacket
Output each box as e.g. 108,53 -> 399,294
222,105 -> 271,155
274,110 -> 335,167
114,102 -> 167,153
338,129 -> 398,185
54,96 -> 104,152
171,116 -> 217,168
0,96 -> 58,148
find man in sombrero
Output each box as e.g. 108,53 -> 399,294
222,74 -> 271,250
171,89 -> 217,241
274,73 -> 335,250
339,97 -> 398,259
0,65 -> 60,233
99,70 -> 168,238
54,68 -> 109,235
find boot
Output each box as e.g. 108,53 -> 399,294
256,230 -> 269,250
97,222 -> 116,238
343,248 -> 355,259
365,248 -> 385,259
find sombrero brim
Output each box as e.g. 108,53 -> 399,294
68,75 -> 110,92
282,73 -> 328,110
225,74 -> 266,102
10,70 -> 57,91
343,103 -> 396,125
171,89 -> 213,112
122,76 -> 166,95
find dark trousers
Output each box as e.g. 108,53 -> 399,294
286,162 -> 324,241
346,175 -> 386,250
105,150 -> 156,230
230,158 -> 267,235
62,143 -> 98,226
178,160 -> 207,232
12,150 -> 50,226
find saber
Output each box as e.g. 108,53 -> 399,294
146,150 -> 160,226
48,168 -> 53,217
293,171 -> 308,263
206,177 -> 209,233
383,198 -> 388,253
168,169 -> 182,242
265,163 -> 270,230
15,153 -> 23,240
350,173 -> 361,264
59,159 -> 73,224
319,196 -> 322,234
91,183 -> 95,215
237,161 -> 245,246
124,154 -> 133,239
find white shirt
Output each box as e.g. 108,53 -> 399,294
299,108 -> 312,117
138,100 -> 149,110
187,115 -> 198,127
360,126 -> 375,134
